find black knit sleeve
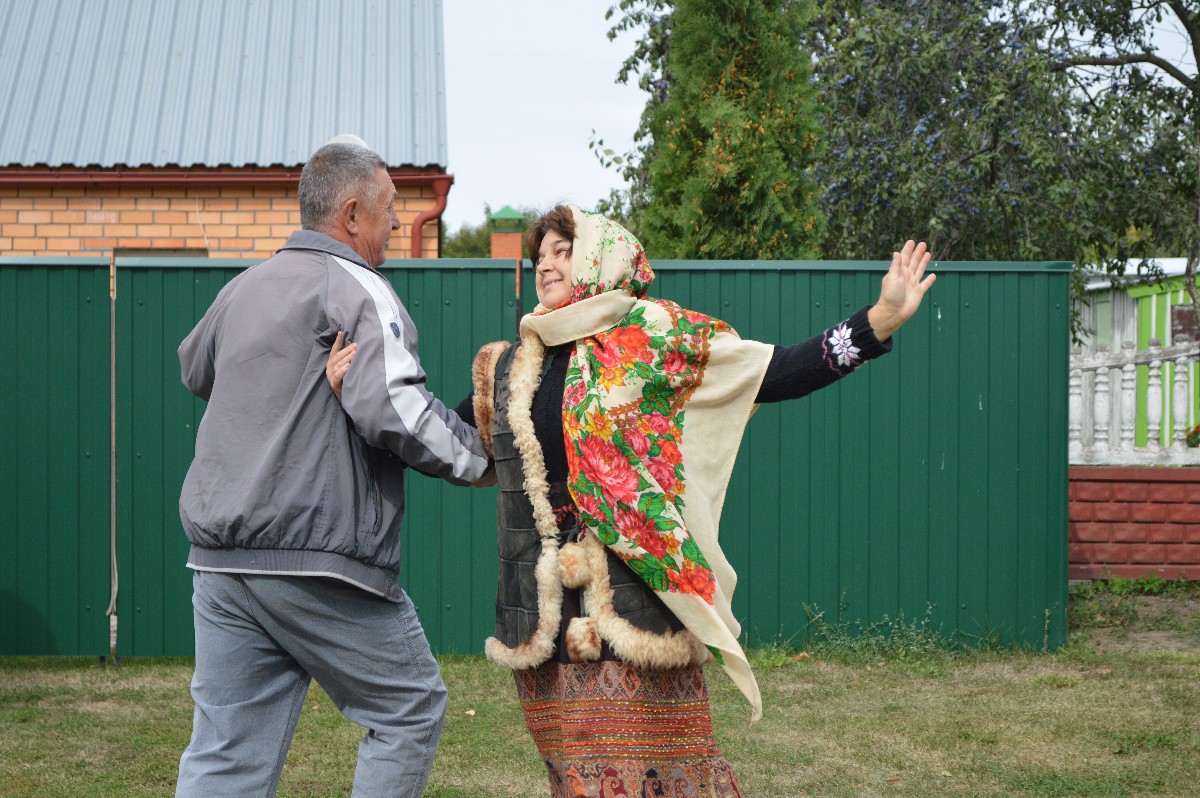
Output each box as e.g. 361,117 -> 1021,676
453,392 -> 476,427
755,305 -> 893,404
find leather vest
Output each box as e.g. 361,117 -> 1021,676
490,344 -> 684,650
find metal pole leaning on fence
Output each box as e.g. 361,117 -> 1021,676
103,254 -> 119,668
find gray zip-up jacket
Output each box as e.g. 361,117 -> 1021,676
178,230 -> 489,600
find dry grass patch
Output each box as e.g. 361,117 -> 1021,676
2,587 -> 1197,797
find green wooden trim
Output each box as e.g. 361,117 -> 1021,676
381,258 -> 535,272
98,257 -> 1073,273
114,257 -> 261,269
646,259 -> 1072,272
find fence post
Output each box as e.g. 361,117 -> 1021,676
1173,337 -> 1192,448
1147,338 -> 1163,451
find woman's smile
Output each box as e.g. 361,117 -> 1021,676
536,231 -> 574,308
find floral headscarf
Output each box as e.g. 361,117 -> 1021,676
518,207 -> 775,721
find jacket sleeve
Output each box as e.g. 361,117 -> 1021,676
329,263 -> 490,486
178,274 -> 245,401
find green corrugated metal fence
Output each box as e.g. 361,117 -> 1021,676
0,255 -> 1070,657
1,258 -> 112,655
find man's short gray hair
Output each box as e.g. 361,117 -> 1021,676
299,143 -> 388,232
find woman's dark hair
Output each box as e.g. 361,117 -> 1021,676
525,205 -> 576,264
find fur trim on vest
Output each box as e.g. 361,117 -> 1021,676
478,336 -> 708,672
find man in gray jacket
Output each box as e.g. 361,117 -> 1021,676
174,140 -> 489,797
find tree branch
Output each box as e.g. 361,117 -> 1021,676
1051,52 -> 1194,89
1167,1 -> 1200,75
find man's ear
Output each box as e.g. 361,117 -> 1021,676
336,197 -> 361,235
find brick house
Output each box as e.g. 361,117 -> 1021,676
0,0 -> 453,260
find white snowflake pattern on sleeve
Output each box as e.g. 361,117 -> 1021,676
827,323 -> 862,368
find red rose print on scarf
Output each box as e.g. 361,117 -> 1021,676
658,439 -> 683,465
592,340 -> 622,369
564,379 -> 587,407
661,350 -> 689,374
645,413 -> 672,435
669,560 -> 717,603
624,428 -> 651,459
614,507 -> 666,559
579,434 -> 640,504
647,455 -> 678,495
573,490 -> 602,522
606,325 -> 651,366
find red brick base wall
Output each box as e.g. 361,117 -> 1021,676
1069,466 -> 1200,580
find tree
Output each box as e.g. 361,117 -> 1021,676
1039,0 -> 1199,309
601,0 -> 1196,315
593,0 -> 673,228
441,209 -> 492,258
601,0 -> 824,258
440,205 -> 539,259
810,0 -> 1164,270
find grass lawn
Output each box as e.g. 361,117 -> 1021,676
2,581 -> 1197,797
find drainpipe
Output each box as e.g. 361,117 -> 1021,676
408,175 -> 454,258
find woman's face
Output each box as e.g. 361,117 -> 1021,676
535,230 -> 573,308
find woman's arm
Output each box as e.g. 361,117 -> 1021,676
756,306 -> 889,403
326,331 -> 477,425
757,240 -> 935,404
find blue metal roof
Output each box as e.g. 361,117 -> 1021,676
0,0 -> 448,169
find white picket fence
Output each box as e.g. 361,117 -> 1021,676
1069,338 -> 1200,465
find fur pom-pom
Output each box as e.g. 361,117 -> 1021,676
565,617 -> 601,663
557,541 -> 591,588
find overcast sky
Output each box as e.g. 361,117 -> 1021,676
439,1 -> 1198,235
441,0 -> 643,232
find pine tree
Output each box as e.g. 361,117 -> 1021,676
638,0 -> 824,259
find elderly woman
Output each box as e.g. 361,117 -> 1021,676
328,205 -> 933,797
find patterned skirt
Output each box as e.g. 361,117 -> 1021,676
514,660 -> 742,798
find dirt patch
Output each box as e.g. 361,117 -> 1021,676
1071,592 -> 1200,654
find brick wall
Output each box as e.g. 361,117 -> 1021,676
490,230 -> 522,259
1069,466 -> 1200,580
0,168 -> 443,260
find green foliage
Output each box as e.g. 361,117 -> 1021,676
441,205 -> 539,259
600,1 -> 1198,321
639,0 -> 824,258
1071,575 -> 1198,599
441,212 -> 493,259
594,0 -> 673,227
1068,576 -> 1200,637
798,602 -> 956,664
1040,0 -> 1200,307
811,0 -> 1157,266
600,0 -> 824,258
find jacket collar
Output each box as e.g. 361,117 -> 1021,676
278,229 -> 372,270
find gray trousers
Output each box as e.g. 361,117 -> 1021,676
175,571 -> 447,798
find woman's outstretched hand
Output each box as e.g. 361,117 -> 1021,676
867,240 -> 937,342
326,330 -> 356,400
